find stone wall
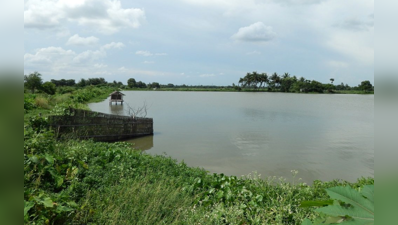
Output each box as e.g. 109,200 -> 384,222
48,108 -> 153,142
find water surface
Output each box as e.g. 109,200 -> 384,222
89,91 -> 374,184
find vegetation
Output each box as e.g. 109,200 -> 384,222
24,81 -> 374,224
236,72 -> 374,94
24,71 -> 43,94
23,70 -> 373,95
301,185 -> 374,224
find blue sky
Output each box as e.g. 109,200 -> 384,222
24,0 -> 374,86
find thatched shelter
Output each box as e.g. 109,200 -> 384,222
109,91 -> 125,105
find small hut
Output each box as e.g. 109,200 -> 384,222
109,91 -> 125,105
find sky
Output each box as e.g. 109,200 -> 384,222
24,0 -> 374,86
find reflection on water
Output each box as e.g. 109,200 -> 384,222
125,135 -> 154,151
109,105 -> 125,115
89,92 -> 374,184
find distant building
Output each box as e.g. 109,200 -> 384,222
109,91 -> 125,105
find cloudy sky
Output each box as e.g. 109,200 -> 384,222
24,0 -> 374,86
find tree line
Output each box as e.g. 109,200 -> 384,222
24,71 -> 374,95
236,71 -> 374,93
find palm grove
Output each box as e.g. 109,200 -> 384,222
235,71 -> 374,93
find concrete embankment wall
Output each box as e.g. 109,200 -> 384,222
48,108 -> 153,142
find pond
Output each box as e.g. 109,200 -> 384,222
89,91 -> 374,184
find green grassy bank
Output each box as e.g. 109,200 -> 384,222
24,87 -> 374,224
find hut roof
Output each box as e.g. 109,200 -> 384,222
109,91 -> 125,96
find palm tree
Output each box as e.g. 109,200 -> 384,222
270,72 -> 280,91
259,73 -> 268,89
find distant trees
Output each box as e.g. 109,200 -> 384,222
41,82 -> 56,95
358,80 -> 373,92
150,82 -> 160,89
24,72 -> 43,94
136,81 -> 147,88
77,78 -> 107,87
238,72 -> 269,89
127,78 -> 136,88
236,72 -> 372,93
51,79 -> 75,86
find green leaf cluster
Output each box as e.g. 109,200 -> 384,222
301,185 -> 374,225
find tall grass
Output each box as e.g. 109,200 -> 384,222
34,96 -> 50,109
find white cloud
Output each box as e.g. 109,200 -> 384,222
24,0 -> 145,34
66,34 -> 99,46
143,61 -> 155,64
231,22 -> 276,42
24,47 -> 76,66
199,74 -> 215,78
24,41 -> 125,72
73,50 -> 105,63
136,51 -> 167,56
136,50 -> 152,56
94,63 -> 108,68
102,42 -> 125,50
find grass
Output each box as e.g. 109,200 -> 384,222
34,96 -> 50,109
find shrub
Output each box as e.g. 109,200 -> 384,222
41,82 -> 56,95
35,96 -> 50,109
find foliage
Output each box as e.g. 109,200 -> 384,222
24,95 -> 37,112
24,71 -> 43,94
127,78 -> 136,88
358,81 -> 373,92
35,97 -> 50,109
237,72 -> 373,94
136,81 -> 147,88
301,185 -> 374,224
41,82 -> 57,95
51,79 -> 75,87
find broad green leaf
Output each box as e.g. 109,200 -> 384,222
24,201 -> 35,216
325,186 -> 374,216
300,200 -> 334,207
361,185 -> 373,204
41,197 -> 54,208
316,205 -> 373,224
301,219 -> 313,225
45,154 -> 54,164
216,190 -> 224,199
324,216 -> 346,224
56,176 -> 64,188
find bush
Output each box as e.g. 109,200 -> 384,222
24,95 -> 36,112
35,97 -> 50,109
41,82 -> 56,95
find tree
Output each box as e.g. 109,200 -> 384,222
358,80 -> 373,92
77,78 -> 87,87
151,82 -> 160,89
127,78 -> 136,88
24,72 -> 43,93
41,81 -> 56,95
330,78 -> 334,84
136,81 -> 147,88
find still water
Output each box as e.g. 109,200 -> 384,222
89,91 -> 374,184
